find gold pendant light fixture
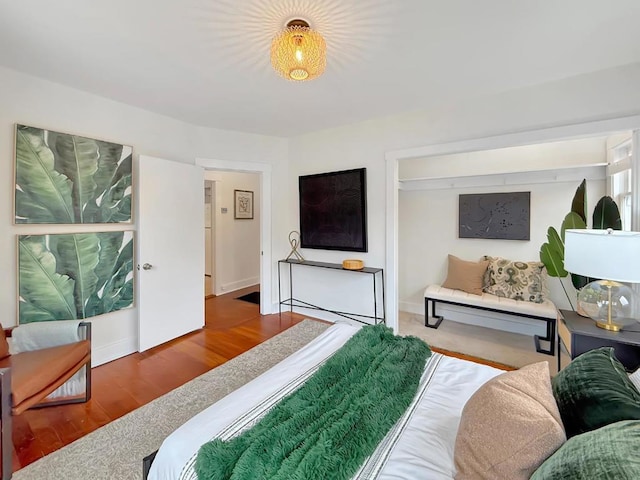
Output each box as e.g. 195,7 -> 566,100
271,19 -> 326,81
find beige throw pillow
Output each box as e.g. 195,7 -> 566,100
442,255 -> 488,296
454,362 -> 566,480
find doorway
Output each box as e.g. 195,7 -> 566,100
196,158 -> 273,315
204,180 -> 215,297
204,170 -> 261,300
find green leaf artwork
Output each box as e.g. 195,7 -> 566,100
18,232 -> 134,323
15,125 -> 132,224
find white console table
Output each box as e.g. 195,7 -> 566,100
277,259 -> 385,325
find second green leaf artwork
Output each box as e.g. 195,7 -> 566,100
15,124 -> 132,224
18,232 -> 134,323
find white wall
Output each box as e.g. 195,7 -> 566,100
204,170 -> 261,294
287,62 -> 640,327
0,66 -> 287,366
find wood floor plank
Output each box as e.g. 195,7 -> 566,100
12,286 -> 307,472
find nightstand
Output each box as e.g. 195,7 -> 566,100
558,309 -> 640,372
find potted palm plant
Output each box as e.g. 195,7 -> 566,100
539,179 -> 621,311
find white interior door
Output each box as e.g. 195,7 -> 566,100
138,155 -> 204,351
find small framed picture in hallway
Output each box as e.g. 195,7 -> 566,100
234,189 -> 254,219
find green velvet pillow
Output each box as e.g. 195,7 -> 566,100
552,347 -> 640,438
531,420 -> 640,480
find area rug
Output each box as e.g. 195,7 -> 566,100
235,291 -> 260,305
399,312 -> 567,375
13,319 -> 330,480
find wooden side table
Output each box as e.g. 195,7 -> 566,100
558,309 -> 640,372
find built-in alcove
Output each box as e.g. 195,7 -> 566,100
384,116 -> 640,332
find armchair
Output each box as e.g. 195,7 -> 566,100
0,321 -> 91,479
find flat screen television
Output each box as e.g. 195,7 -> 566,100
299,168 -> 367,252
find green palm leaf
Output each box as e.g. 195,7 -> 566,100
49,233 -> 100,319
539,227 -> 567,278
84,234 -> 134,317
592,196 -> 622,230
560,212 -> 586,241
94,232 -> 125,289
18,236 -> 77,323
83,154 -> 132,223
570,179 -> 587,223
94,141 -> 124,193
48,132 -> 99,223
100,238 -> 134,312
570,273 -> 592,291
540,243 -> 567,278
15,126 -> 74,224
18,301 -> 59,323
82,143 -> 127,223
100,176 -> 131,222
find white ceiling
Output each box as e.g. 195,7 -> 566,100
1,0 -> 640,137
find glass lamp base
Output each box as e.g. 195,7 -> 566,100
577,279 -> 637,332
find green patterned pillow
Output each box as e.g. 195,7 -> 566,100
531,420 -> 640,480
483,256 -> 546,303
552,347 -> 640,438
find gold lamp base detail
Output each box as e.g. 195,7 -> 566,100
595,320 -> 622,332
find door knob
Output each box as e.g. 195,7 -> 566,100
142,263 -> 153,270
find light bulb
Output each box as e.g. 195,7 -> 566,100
295,49 -> 303,62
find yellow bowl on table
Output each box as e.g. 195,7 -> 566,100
342,259 -> 364,270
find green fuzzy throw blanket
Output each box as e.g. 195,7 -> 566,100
195,324 -> 431,480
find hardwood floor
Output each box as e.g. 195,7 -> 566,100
12,285 -> 308,472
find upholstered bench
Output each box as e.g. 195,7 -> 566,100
424,284 -> 558,356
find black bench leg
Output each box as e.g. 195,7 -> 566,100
533,317 -> 556,356
425,298 -> 443,329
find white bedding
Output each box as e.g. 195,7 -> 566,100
148,323 -> 502,480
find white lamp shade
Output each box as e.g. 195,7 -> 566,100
564,229 -> 640,283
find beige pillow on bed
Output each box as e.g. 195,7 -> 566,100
442,254 -> 488,296
454,362 -> 565,480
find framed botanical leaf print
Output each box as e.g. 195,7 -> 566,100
15,124 -> 133,224
18,232 -> 134,323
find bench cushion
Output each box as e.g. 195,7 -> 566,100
425,285 -> 557,319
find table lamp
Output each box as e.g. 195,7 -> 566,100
564,229 -> 640,332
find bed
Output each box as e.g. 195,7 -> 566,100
147,322 -> 502,480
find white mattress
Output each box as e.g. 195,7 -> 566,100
148,323 -> 502,480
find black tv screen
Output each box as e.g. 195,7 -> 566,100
299,168 -> 367,252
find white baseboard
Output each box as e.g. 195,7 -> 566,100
92,337 -> 137,367
218,276 -> 260,295
399,301 -> 424,316
400,300 -> 545,337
